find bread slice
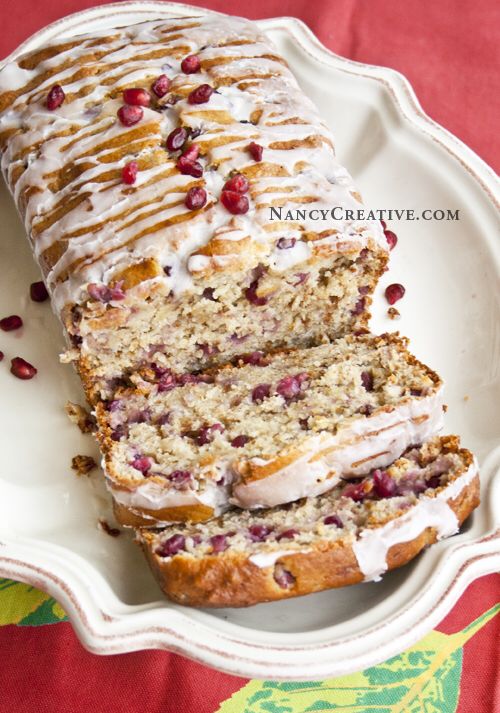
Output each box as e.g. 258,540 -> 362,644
0,14 -> 388,405
95,333 -> 444,526
139,436 -> 479,607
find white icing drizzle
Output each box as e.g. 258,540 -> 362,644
249,549 -> 302,568
0,15 -> 387,315
105,386 -> 444,516
353,459 -> 478,581
231,387 -> 445,509
105,469 -> 229,523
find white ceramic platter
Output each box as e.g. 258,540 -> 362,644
0,1 -> 499,680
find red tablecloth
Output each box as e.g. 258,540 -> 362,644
1,0 -> 499,172
0,2 -> 498,711
1,575 -> 499,712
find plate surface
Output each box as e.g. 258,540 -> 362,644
0,1 -> 499,680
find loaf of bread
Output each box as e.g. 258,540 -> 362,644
0,12 -> 479,611
0,14 -> 388,404
96,333 -> 444,527
139,436 -> 479,607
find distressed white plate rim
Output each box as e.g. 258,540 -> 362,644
0,1 -> 499,680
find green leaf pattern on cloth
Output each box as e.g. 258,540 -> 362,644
1,577 -> 497,712
216,604 -> 499,713
0,579 -> 67,626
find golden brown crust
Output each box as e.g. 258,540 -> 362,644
113,501 -> 214,528
139,471 -> 479,608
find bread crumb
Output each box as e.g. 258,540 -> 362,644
71,455 -> 97,476
463,395 -> 469,402
98,519 -> 121,537
387,307 -> 400,320
59,348 -> 79,364
65,401 -> 95,433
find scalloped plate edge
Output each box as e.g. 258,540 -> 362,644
1,1 -> 499,680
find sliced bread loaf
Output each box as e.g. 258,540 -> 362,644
139,436 -> 479,607
0,14 -> 388,405
96,333 -> 444,526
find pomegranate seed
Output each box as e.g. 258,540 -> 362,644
151,74 -> 170,98
277,237 -> 296,249
46,84 -> 65,110
231,435 -> 250,448
185,187 -> 207,210
385,283 -> 405,305
361,371 -> 373,392
30,281 -> 49,302
242,351 -> 265,365
87,283 -> 125,302
342,481 -> 368,502
158,534 -> 186,557
182,143 -> 200,162
276,529 -> 299,541
384,229 -> 398,250
245,280 -> 268,306
10,357 -> 37,380
177,155 -> 203,177
122,160 -> 138,185
202,287 -> 216,300
0,315 -> 23,331
117,105 -> 143,127
324,515 -> 343,527
130,456 -> 152,474
210,534 -> 228,553
372,469 -> 397,497
181,54 -> 201,74
380,220 -> 387,230
166,126 -> 188,151
427,475 -> 441,489
274,566 -> 295,589
248,142 -> 263,161
123,88 -> 150,107
248,524 -> 272,542
187,84 -> 213,105
151,362 -> 171,378
168,470 -> 192,486
158,374 -> 177,393
276,373 -> 308,401
351,297 -> 365,315
0,351 -> 3,362
195,423 -> 224,446
221,190 -> 249,215
223,174 -> 249,193
251,383 -> 271,403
